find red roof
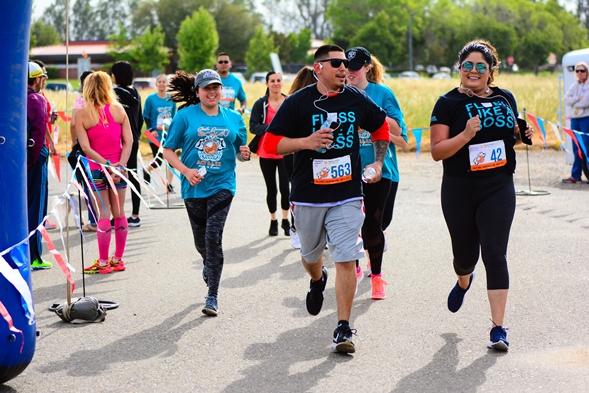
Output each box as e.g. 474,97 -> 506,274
30,41 -> 128,57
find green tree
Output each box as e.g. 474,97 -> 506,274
30,20 -> 61,47
246,26 -> 279,75
213,0 -> 261,62
130,0 -> 159,38
289,28 -> 312,63
518,11 -> 564,73
107,24 -> 135,65
93,0 -> 128,40
272,31 -> 292,63
350,11 -> 405,68
176,7 -> 219,71
156,0 -> 213,49
129,25 -> 170,75
43,0 -> 68,41
72,0 -> 95,40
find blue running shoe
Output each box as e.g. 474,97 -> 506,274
447,273 -> 474,313
488,325 -> 509,351
202,296 -> 218,316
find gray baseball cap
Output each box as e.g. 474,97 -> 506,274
194,69 -> 222,88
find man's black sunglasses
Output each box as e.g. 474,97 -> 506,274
317,58 -> 350,68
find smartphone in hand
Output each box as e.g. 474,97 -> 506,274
517,118 -> 532,145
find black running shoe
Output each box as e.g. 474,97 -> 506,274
306,267 -> 327,315
332,324 -> 357,353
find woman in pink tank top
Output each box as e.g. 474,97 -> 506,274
75,71 -> 134,275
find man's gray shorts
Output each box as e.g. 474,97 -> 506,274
293,200 -> 365,264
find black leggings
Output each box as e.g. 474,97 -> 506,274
382,181 -> 399,231
259,157 -> 290,214
127,141 -> 147,216
362,178 -> 392,275
185,190 -> 233,298
441,173 -> 515,290
149,142 -> 164,168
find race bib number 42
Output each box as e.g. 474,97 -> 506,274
312,155 -> 352,185
468,140 -> 506,171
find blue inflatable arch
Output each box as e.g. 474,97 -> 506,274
0,0 -> 37,384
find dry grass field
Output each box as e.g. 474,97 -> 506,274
45,74 -> 563,156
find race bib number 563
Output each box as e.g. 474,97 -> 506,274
312,155 -> 352,185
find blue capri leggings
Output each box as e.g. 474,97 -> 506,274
440,173 -> 515,290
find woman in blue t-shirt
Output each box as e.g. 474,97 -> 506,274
345,47 -> 407,301
143,74 -> 177,193
163,69 -> 251,317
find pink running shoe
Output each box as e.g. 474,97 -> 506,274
109,257 -> 126,272
84,259 -> 112,274
355,265 -> 364,295
371,275 -> 387,300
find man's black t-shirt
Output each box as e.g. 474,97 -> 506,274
430,87 -> 519,176
267,84 -> 386,204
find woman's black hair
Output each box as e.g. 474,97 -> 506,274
79,70 -> 94,92
111,61 -> 134,86
457,39 -> 501,85
264,71 -> 279,96
168,70 -> 200,110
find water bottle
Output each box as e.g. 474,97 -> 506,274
362,167 -> 376,183
316,119 -> 332,153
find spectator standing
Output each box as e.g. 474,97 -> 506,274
26,62 -> 52,269
111,61 -> 144,227
563,61 -> 589,183
75,71 -> 134,274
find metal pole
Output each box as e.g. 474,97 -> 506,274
408,15 -> 413,71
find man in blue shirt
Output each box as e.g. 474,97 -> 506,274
215,52 -> 247,114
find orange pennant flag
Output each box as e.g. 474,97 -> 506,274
57,111 -> 71,122
52,154 -> 61,182
525,113 -> 545,143
38,226 -> 76,293
142,130 -> 161,147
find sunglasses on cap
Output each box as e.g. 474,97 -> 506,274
317,58 -> 350,68
218,60 -> 229,64
576,69 -> 587,73
460,61 -> 489,74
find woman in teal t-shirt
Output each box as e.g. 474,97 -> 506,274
163,69 -> 251,317
143,74 -> 177,192
345,47 -> 408,301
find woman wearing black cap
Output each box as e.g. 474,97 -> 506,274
163,69 -> 251,316
345,47 -> 407,301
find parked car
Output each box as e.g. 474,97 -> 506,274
249,72 -> 267,83
431,72 -> 453,80
399,71 -> 421,79
132,77 -> 156,90
45,82 -> 74,92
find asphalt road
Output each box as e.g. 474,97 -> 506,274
2,150 -> 588,392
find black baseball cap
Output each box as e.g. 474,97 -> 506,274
345,47 -> 372,70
